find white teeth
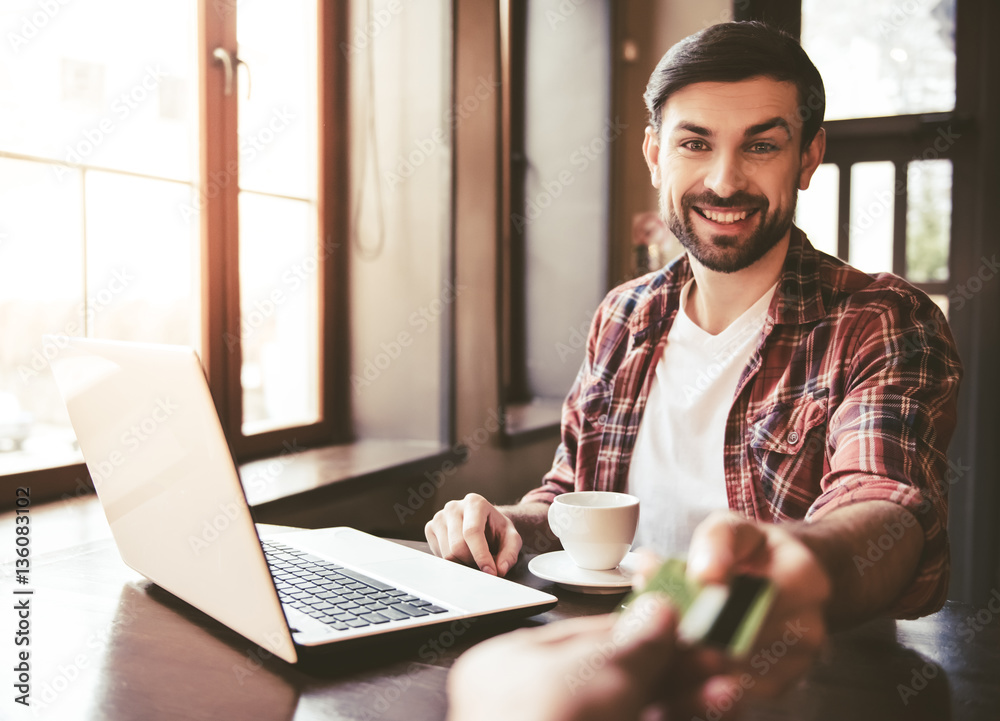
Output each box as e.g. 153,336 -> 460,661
702,209 -> 748,224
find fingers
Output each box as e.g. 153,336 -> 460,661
687,511 -> 767,585
494,522 -> 522,577
462,499 -> 500,575
424,493 -> 522,576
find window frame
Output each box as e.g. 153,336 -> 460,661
0,0 -> 351,505
497,0 -> 615,445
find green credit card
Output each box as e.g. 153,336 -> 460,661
619,558 -> 775,658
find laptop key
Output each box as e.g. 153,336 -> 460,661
336,568 -> 394,591
390,603 -> 429,617
424,605 -> 448,614
344,618 -> 370,628
361,613 -> 391,624
379,608 -> 410,621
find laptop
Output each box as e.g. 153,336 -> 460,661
48,337 -> 557,664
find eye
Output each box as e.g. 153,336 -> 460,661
749,141 -> 778,154
681,139 -> 709,152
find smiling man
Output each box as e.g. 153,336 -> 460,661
431,21 -> 963,714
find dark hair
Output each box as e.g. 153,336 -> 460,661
644,21 -> 825,150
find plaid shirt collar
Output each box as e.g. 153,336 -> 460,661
626,226 -> 828,347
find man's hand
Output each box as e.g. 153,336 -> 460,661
447,594 -> 678,721
672,511 -> 831,716
425,493 -> 523,576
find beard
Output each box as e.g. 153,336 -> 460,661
664,187 -> 796,274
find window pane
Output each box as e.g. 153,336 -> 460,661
0,159 -> 84,473
795,163 -> 839,257
237,0 -> 317,199
239,193 -> 319,434
0,0 -> 199,181
85,172 -> 201,346
849,161 -> 895,274
802,0 -> 956,121
522,0 -> 611,401
906,160 -> 951,283
0,1 -> 200,476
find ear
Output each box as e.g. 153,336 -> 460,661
642,126 -> 662,188
797,127 -> 826,191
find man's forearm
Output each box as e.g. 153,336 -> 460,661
498,502 -> 560,556
791,500 -> 924,629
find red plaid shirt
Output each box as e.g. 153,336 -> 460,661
522,228 -> 962,618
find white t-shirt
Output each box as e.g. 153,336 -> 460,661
626,278 -> 776,558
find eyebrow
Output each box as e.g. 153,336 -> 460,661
672,117 -> 793,140
746,117 -> 792,139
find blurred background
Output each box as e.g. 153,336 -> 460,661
0,0 -> 996,606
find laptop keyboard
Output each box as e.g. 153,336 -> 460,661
262,540 -> 449,631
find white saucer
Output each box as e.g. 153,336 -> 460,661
528,551 -> 639,595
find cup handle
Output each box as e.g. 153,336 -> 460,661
547,503 -> 561,540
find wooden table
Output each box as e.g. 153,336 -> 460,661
2,535 -> 998,720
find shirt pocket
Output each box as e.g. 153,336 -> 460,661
749,394 -> 829,503
578,375 -> 613,427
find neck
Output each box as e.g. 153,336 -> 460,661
685,233 -> 790,335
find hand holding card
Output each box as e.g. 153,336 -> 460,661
620,557 -> 775,659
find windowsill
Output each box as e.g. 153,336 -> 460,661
241,438 -> 457,511
502,399 -> 562,446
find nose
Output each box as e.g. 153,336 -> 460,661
703,151 -> 748,198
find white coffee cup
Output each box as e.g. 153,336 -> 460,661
547,491 -> 640,570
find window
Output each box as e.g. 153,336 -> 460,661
792,0 -> 958,313
0,1 -> 347,500
499,0 -> 613,439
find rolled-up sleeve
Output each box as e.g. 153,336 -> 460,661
806,286 -> 962,618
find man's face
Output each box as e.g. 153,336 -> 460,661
642,77 -> 824,274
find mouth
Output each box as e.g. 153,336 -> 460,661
692,207 -> 760,226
